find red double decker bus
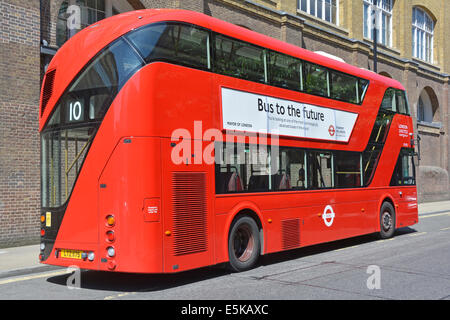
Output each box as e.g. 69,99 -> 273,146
39,9 -> 418,273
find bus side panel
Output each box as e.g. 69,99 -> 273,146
214,189 -> 379,259
392,186 -> 418,229
150,63 -> 215,140
161,139 -> 216,273
98,137 -> 163,273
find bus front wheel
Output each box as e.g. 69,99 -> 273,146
228,216 -> 261,272
379,201 -> 396,239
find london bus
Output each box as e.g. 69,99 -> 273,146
39,9 -> 418,273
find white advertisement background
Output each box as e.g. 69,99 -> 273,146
221,88 -> 358,142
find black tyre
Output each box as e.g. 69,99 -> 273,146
228,216 -> 261,272
379,202 -> 396,239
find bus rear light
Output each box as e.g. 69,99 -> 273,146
106,215 -> 115,227
40,215 -> 45,223
40,229 -> 45,236
107,261 -> 116,270
40,243 -> 45,251
106,231 -> 115,242
107,247 -> 115,257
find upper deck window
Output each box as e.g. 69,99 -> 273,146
331,71 -> 369,104
303,62 -> 330,97
126,21 -> 370,105
267,51 -> 302,91
214,34 -> 266,83
381,88 -> 410,115
126,23 -> 210,70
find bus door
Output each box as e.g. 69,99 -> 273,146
161,139 -> 215,273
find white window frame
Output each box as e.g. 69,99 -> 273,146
298,0 -> 339,25
363,0 -> 393,47
412,7 -> 434,63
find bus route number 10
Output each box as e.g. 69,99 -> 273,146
67,101 -> 84,122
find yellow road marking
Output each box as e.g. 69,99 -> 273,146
377,238 -> 396,243
0,269 -> 67,286
104,292 -> 137,300
440,227 -> 450,231
335,245 -> 360,252
408,232 -> 427,237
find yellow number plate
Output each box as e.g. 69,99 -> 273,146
60,249 -> 83,260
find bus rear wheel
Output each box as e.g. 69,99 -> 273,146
379,202 -> 396,239
228,216 -> 261,272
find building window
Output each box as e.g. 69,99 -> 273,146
57,0 -> 117,47
298,0 -> 338,25
412,7 -> 434,63
363,0 -> 392,47
417,88 -> 436,124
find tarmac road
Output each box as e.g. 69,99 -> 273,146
0,202 -> 449,301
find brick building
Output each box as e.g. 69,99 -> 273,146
1,0 -> 449,247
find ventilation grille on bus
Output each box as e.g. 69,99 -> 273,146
281,218 -> 301,250
172,172 -> 207,256
41,69 -> 56,117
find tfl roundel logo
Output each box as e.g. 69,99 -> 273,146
322,205 -> 335,227
328,125 -> 335,137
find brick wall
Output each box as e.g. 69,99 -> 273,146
0,0 -> 41,247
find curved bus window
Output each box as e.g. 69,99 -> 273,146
126,23 -> 210,70
41,38 -> 144,208
47,38 -> 144,128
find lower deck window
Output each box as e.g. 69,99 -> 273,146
390,148 -> 416,186
215,141 -> 365,194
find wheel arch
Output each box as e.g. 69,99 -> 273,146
377,193 -> 397,230
224,201 -> 265,257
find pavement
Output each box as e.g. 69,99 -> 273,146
0,200 -> 449,279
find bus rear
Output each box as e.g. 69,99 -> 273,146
39,11 -> 166,272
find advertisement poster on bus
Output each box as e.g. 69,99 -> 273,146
221,87 -> 358,142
